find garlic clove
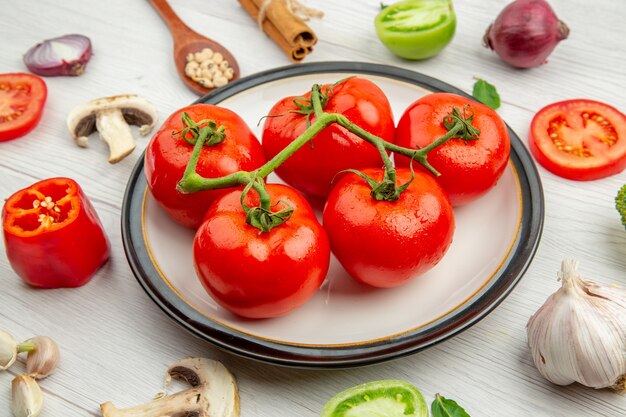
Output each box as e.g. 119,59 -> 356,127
0,329 -> 19,370
24,336 -> 60,379
527,259 -> 626,390
11,374 -> 43,417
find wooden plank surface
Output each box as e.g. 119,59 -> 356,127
1,0 -> 625,416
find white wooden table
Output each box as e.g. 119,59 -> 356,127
1,1 -> 625,415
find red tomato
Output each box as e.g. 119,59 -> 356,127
2,178 -> 110,288
0,73 -> 47,142
529,99 -> 626,180
395,93 -> 510,206
193,184 -> 330,318
323,168 -> 455,288
262,77 -> 395,198
145,104 -> 266,228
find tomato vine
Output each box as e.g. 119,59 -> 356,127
177,82 -> 481,232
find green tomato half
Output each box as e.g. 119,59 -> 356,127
375,0 -> 456,60
320,380 -> 428,417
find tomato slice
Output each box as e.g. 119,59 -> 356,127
321,380 -> 428,417
0,73 -> 47,142
529,99 -> 626,180
374,0 -> 456,60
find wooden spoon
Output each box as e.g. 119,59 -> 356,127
149,0 -> 240,96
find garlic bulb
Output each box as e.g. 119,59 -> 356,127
25,336 -> 60,379
527,259 -> 626,390
0,329 -> 19,370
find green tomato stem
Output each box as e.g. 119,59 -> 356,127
377,140 -> 396,184
177,127 -> 251,194
251,176 -> 272,211
311,84 -> 325,118
178,99 -> 466,191
257,113 -> 335,179
333,115 -> 398,182
179,115 -> 338,197
412,123 -> 463,176
176,83 -> 478,229
178,127 -> 210,191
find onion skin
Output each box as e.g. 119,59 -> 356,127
23,34 -> 93,77
483,0 -> 569,68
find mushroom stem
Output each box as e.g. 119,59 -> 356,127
95,108 -> 136,164
100,357 -> 240,417
101,386 -> 207,417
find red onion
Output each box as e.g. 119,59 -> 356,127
23,34 -> 93,76
483,0 -> 569,68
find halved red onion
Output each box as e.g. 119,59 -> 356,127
23,34 -> 93,77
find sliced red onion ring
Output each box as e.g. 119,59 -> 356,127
23,34 -> 93,77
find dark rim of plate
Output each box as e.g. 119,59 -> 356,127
121,61 -> 544,369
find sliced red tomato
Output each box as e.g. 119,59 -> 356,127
0,73 -> 47,142
529,99 -> 626,180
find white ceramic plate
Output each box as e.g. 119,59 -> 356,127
122,62 -> 544,367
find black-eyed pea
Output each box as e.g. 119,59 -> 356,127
199,78 -> 215,88
223,67 -> 235,80
186,53 -> 195,62
194,51 -> 210,63
200,61 -> 215,71
212,52 -> 224,64
210,67 -> 221,77
185,63 -> 200,79
201,68 -> 213,79
213,76 -> 228,87
218,61 -> 230,71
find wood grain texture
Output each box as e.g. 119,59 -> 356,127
1,0 -> 625,416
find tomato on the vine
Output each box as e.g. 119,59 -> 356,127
395,93 -> 510,206
323,168 -> 455,288
0,73 -> 47,142
194,184 -> 330,318
529,99 -> 626,180
145,104 -> 266,229
262,77 -> 395,198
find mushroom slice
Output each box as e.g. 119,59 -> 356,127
100,357 -> 240,417
67,94 -> 158,164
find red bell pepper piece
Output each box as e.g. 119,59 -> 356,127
2,177 -> 110,288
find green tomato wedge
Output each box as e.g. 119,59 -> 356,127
320,380 -> 428,417
375,0 -> 456,60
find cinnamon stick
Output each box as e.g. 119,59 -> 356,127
239,0 -> 318,62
